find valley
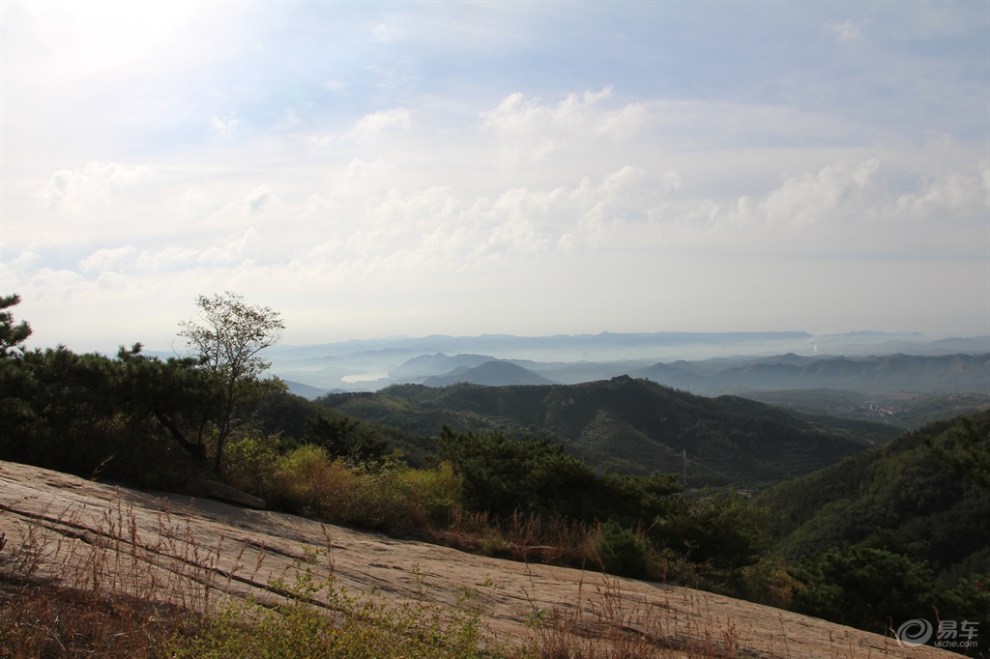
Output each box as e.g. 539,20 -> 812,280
3,310 -> 986,655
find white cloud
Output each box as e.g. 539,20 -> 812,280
40,161 -> 152,210
15,149 -> 985,343
756,159 -> 880,227
349,108 -> 411,142
306,108 -> 411,151
660,171 -> 682,193
371,21 -> 396,43
826,19 -> 861,42
22,268 -> 85,301
282,108 -> 301,128
895,161 -> 990,220
296,165 -> 672,270
245,185 -> 272,213
80,245 -> 139,273
481,88 -> 633,138
211,114 -> 240,138
480,88 -> 647,165
305,133 -> 337,151
598,102 -> 649,139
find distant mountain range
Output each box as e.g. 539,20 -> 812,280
285,351 -> 988,404
265,331 -> 989,397
631,352 -> 990,396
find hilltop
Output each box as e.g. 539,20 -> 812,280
316,376 -> 899,486
422,359 -> 554,387
0,460 -> 956,658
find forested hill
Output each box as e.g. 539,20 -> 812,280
756,411 -> 990,634
317,376 -> 898,487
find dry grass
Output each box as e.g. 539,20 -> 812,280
439,507 -> 595,566
0,500 -> 218,658
517,570 -> 745,659
0,494 -> 755,659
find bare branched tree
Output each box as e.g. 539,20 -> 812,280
179,291 -> 285,472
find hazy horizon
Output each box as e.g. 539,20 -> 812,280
3,2 -> 988,353
49,327 -> 990,363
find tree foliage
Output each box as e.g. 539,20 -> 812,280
758,412 -> 990,636
0,294 -> 32,358
116,344 -> 223,463
437,426 -> 681,523
792,541 -> 935,633
438,427 -> 596,518
303,413 -> 390,466
178,292 -> 285,472
0,344 -> 211,485
659,491 -> 772,571
0,293 -> 291,483
927,416 -> 990,489
318,377 -> 886,486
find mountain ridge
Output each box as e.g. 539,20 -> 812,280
422,360 -> 555,387
316,376 -> 900,486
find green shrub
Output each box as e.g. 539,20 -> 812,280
259,447 -> 462,537
658,491 -> 771,571
337,462 -> 461,534
400,461 -> 463,525
597,521 -> 649,579
269,445 -> 354,516
343,465 -> 416,531
223,435 -> 280,494
739,556 -> 797,609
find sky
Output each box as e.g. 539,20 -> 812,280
2,1 -> 988,353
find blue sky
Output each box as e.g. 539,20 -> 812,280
2,1 -> 988,352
